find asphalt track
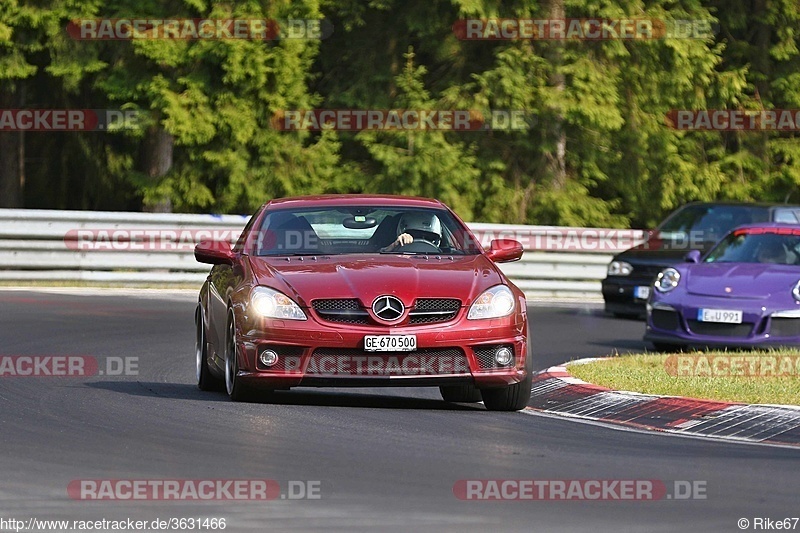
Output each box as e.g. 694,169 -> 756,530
1,289 -> 799,532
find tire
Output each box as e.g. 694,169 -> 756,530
439,384 -> 482,403
196,306 -> 222,391
224,312 -> 252,402
481,341 -> 533,412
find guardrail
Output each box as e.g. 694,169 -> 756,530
0,209 -> 647,299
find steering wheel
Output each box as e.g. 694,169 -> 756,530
395,240 -> 441,253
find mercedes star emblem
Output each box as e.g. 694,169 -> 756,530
372,295 -> 404,321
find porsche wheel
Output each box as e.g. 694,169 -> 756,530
439,384 -> 482,403
481,342 -> 533,412
196,305 -> 222,391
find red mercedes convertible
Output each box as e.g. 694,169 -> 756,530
194,195 -> 531,410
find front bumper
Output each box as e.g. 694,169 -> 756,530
233,312 -> 528,389
644,297 -> 800,349
602,276 -> 654,316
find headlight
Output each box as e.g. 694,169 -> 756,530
607,261 -> 633,276
250,287 -> 307,320
654,268 -> 681,293
468,285 -> 515,320
793,280 -> 800,302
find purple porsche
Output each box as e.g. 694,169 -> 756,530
644,224 -> 800,350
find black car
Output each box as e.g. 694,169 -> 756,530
602,202 -> 800,318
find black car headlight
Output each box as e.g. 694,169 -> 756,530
607,261 -> 633,276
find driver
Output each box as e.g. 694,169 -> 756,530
756,239 -> 787,264
381,212 -> 442,252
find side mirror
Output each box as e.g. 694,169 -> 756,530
195,240 -> 235,265
684,250 -> 701,263
486,239 -> 523,263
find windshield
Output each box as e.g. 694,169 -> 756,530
250,206 -> 481,256
704,229 -> 800,265
658,205 -> 770,243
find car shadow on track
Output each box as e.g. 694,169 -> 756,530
85,381 -> 485,410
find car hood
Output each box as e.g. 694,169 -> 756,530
684,263 -> 800,299
248,254 -> 504,307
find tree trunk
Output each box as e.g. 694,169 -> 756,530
388,36 -> 398,100
752,0 -> 771,164
0,84 -> 24,208
546,0 -> 567,190
140,125 -> 174,213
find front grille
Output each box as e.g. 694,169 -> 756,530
313,298 -> 461,326
686,320 -> 753,338
652,309 -> 680,331
632,265 -> 664,278
770,318 -> 800,338
409,298 -> 461,324
307,347 -> 468,376
312,299 -> 370,325
313,298 -> 360,311
256,345 -> 305,371
473,344 -> 515,370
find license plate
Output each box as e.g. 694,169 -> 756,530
364,335 -> 417,352
634,286 -> 650,300
697,309 -> 743,324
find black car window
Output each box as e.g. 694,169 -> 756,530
658,205 -> 770,243
774,209 -> 799,223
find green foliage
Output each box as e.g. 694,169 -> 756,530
357,49 -> 480,219
1,0 -> 800,226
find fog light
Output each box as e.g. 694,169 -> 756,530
259,349 -> 279,367
494,347 -> 514,366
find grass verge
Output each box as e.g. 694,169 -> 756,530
567,350 -> 800,405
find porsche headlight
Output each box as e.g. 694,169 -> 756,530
251,287 -> 307,320
607,261 -> 633,276
654,268 -> 681,293
468,285 -> 515,320
793,280 -> 800,302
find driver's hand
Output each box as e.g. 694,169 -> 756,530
394,233 -> 413,247
380,233 -> 414,252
